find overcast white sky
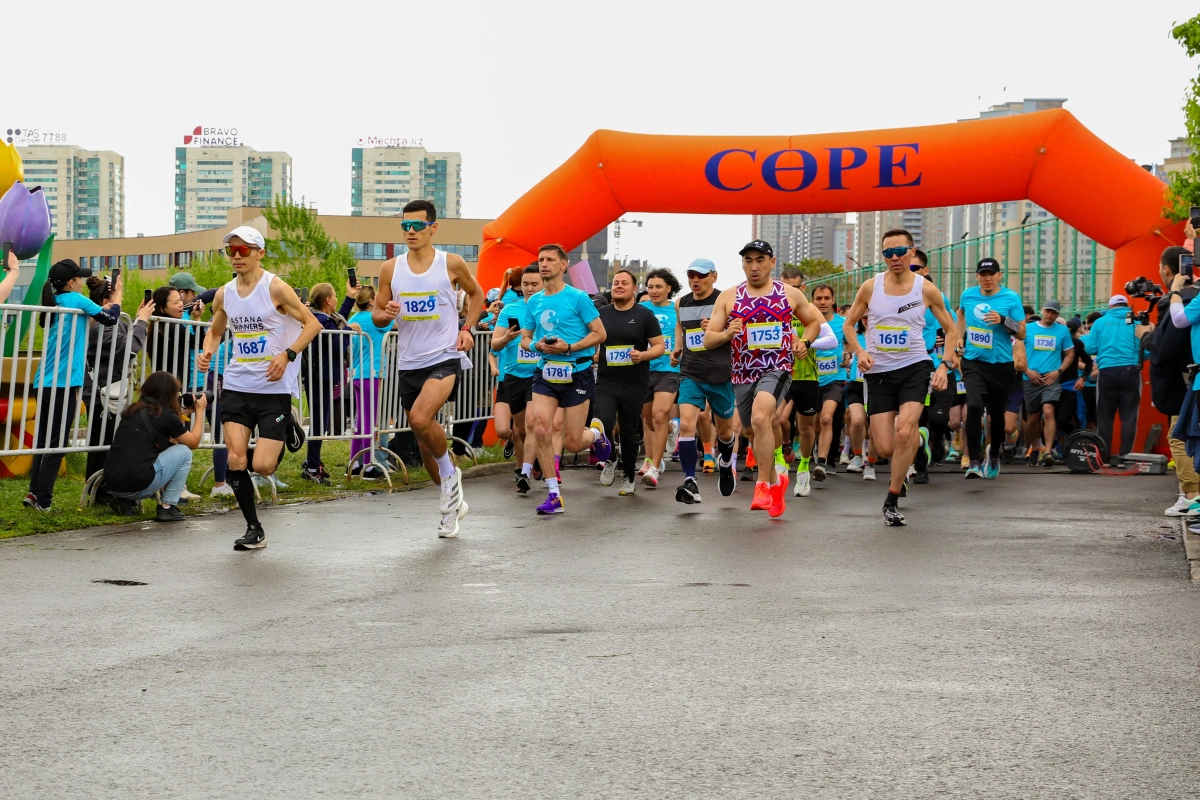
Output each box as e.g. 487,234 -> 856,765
6,1 -> 1198,287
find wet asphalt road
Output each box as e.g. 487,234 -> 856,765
1,463 -> 1198,799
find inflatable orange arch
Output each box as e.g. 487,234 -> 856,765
477,109 -> 1183,292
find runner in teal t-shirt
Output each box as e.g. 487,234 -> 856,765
639,268 -> 683,485
1022,303 -> 1075,467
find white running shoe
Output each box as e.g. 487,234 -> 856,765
666,418 -> 680,456
438,466 -> 464,515
1165,495 -> 1198,517
601,459 -> 618,486
846,455 -> 864,473
638,457 -> 653,476
210,483 -> 234,498
839,451 -> 852,466
619,478 -> 636,496
437,500 -> 469,538
863,464 -> 876,481
793,470 -> 811,497
906,464 -> 916,480
643,466 -> 659,489
179,488 -> 201,502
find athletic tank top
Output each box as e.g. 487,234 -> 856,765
865,272 -> 928,373
678,291 -> 731,384
730,281 -> 793,384
390,248 -> 471,371
221,270 -> 302,397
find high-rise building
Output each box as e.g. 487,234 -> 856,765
17,145 -> 124,240
790,214 -> 846,264
831,221 -> 855,271
174,146 -> 291,233
751,214 -> 810,266
351,147 -> 462,219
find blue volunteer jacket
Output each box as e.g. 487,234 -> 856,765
1080,306 -> 1140,368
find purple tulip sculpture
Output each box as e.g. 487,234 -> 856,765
0,181 -> 52,260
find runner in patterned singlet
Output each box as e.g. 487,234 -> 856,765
704,240 -> 823,518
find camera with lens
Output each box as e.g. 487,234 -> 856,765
1123,276 -> 1162,299
180,390 -> 214,408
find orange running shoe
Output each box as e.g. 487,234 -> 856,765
751,481 -> 771,511
769,477 -> 787,518
746,446 -> 757,469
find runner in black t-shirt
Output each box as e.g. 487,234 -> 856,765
594,269 -> 665,495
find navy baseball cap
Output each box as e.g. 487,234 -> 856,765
739,240 -> 774,258
976,257 -> 1001,274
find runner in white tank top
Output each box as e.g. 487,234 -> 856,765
374,200 -> 486,539
842,229 -> 959,528
198,225 -> 322,552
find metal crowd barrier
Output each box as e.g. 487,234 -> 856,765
0,302 -> 501,507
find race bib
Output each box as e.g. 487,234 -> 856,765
956,380 -> 966,394
542,361 -> 573,384
662,335 -> 673,352
685,329 -> 705,351
399,291 -> 439,321
517,347 -> 539,365
875,325 -> 911,352
605,345 -> 634,366
967,326 -> 993,349
816,357 -> 839,376
1033,335 -> 1057,351
746,321 -> 784,349
233,331 -> 271,363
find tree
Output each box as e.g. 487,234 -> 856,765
1165,13 -> 1200,221
261,194 -> 358,291
785,258 -> 842,280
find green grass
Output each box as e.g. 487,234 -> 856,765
1,440 -> 508,539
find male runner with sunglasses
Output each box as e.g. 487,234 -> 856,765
519,244 -> 610,515
374,200 -> 485,538
673,259 -> 737,505
842,229 -> 958,526
705,241 -> 824,518
198,225 -> 323,550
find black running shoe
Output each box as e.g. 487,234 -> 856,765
155,504 -> 185,522
899,480 -> 908,497
301,464 -> 331,486
515,473 -> 531,494
675,476 -> 701,505
531,460 -> 543,481
883,505 -> 906,526
503,439 -> 515,459
234,524 -> 267,550
718,455 -> 736,496
912,469 -> 929,485
812,461 -> 827,482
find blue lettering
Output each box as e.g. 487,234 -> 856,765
704,148 -> 757,191
876,143 -> 921,188
826,146 -> 867,190
761,149 -> 817,192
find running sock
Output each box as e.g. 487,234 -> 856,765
852,448 -> 862,456
434,451 -> 455,486
227,469 -> 260,526
717,435 -> 735,462
678,437 -> 698,478
773,446 -> 785,467
867,455 -> 877,465
885,490 -> 901,508
553,455 -> 561,478
546,477 -> 560,494
799,455 -> 811,472
702,442 -> 713,457
521,462 -> 533,476
816,457 -> 826,467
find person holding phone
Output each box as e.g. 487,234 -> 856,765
0,244 -> 20,303
1158,232 -> 1200,515
490,264 -> 543,493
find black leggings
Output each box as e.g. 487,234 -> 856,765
28,386 -> 80,508
593,377 -> 646,481
1096,365 -> 1141,456
963,361 -> 1012,464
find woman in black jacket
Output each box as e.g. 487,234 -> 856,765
299,282 -> 354,485
104,371 -> 206,520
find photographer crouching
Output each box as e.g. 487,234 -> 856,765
102,371 -> 207,520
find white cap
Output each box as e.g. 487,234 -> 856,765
1108,294 -> 1129,306
222,225 -> 266,250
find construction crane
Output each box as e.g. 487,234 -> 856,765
611,218 -> 643,268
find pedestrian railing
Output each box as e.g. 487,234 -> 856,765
0,303 -> 500,507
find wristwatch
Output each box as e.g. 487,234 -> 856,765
285,348 -> 297,362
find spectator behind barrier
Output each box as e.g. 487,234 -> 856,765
1080,295 -> 1146,456
83,275 -> 155,502
24,259 -> 120,512
0,248 -> 19,303
150,286 -> 203,387
169,272 -> 207,320
300,282 -> 352,484
346,284 -> 392,477
103,371 -> 206,521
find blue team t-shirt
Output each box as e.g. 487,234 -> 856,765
1024,321 -> 1073,379
496,299 -> 539,380
348,310 -> 392,378
640,300 -> 678,373
815,314 -> 847,385
521,285 -> 600,365
959,286 -> 1025,364
36,291 -> 107,389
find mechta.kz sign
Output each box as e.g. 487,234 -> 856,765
183,126 -> 240,146
356,136 -> 425,147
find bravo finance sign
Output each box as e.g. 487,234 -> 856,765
183,126 -> 240,146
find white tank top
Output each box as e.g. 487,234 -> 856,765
390,247 -> 471,371
221,270 -> 303,397
865,272 -> 929,373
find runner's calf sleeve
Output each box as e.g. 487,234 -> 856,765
717,435 -> 734,459
227,469 -> 260,526
678,437 -> 698,478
